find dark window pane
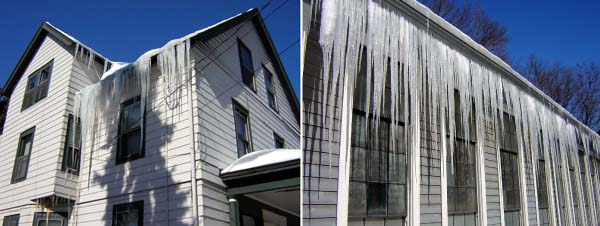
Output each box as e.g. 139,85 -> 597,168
367,183 -> 386,216
274,134 -> 285,149
388,184 -> 404,216
123,130 -> 141,157
348,182 -> 367,217
27,75 -> 38,91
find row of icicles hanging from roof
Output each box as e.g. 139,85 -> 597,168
310,0 -> 600,221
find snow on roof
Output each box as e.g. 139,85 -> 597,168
97,9 -> 251,80
45,22 -> 111,62
221,149 -> 301,175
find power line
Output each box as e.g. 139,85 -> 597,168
147,0 -> 294,112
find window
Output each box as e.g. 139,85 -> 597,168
569,152 -> 582,226
264,67 -> 278,111
445,90 -> 478,226
117,97 -> 144,164
348,50 -> 407,222
62,114 -> 81,174
274,133 -> 285,149
22,60 -> 52,110
2,214 -> 19,226
32,212 -> 67,226
499,112 -> 521,226
233,101 -> 252,157
537,137 -> 550,226
238,40 -> 255,90
112,201 -> 143,226
11,127 -> 35,183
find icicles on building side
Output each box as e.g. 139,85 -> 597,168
74,39 -> 191,172
311,0 -> 600,225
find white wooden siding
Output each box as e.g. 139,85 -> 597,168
0,34 -> 74,212
191,21 -> 300,225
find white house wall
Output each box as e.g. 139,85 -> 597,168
72,63 -> 195,225
0,34 -> 75,216
191,20 -> 300,225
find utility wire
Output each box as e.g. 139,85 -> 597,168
147,0 -> 294,113
92,0 -> 296,143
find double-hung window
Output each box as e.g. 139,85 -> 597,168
499,112 -> 521,226
447,90 -> 478,226
112,201 -> 143,226
22,60 -> 52,110
62,114 -> 81,174
264,67 -> 278,111
348,51 -> 407,223
238,40 -> 255,90
12,127 -> 35,183
117,97 -> 144,164
233,102 -> 252,157
2,214 -> 19,226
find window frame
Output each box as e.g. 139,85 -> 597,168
446,90 -> 478,217
2,214 -> 19,226
263,66 -> 278,111
112,200 -> 144,226
62,114 -> 81,174
22,60 -> 53,111
273,132 -> 285,149
116,96 -> 145,165
11,127 -> 35,183
233,100 -> 253,157
498,111 -> 522,214
237,39 -> 255,91
348,52 -> 408,220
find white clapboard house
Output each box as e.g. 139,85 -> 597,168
0,8 -> 300,226
302,0 -> 600,226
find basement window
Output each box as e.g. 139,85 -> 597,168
238,40 -> 255,91
112,201 -> 143,226
234,101 -> 253,157
11,127 -> 35,183
117,97 -> 145,164
2,214 -> 19,226
22,60 -> 52,111
62,114 -> 81,174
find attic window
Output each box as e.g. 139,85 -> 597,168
22,60 -> 53,110
238,40 -> 255,90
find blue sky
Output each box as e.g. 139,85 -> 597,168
0,0 -> 299,98
479,1 -> 600,67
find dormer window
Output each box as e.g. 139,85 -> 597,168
22,60 -> 52,110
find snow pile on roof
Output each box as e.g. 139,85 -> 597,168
221,149 -> 301,175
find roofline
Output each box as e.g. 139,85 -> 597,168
2,22 -> 108,97
393,0 -> 599,137
192,8 -> 301,123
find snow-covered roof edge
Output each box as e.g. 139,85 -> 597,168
2,22 -> 111,97
221,149 -> 301,175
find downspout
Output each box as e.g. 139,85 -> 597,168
186,39 -> 200,226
